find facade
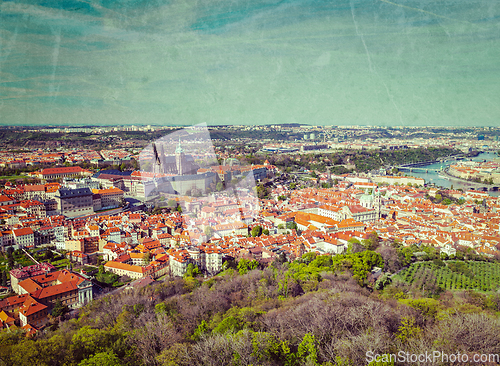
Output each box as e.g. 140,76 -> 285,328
91,187 -> 124,209
214,222 -> 248,237
20,200 -> 46,218
152,139 -> 198,176
318,205 -> 377,223
13,227 -> 35,249
80,236 -> 99,254
92,194 -> 102,211
55,187 -> 93,218
34,226 -> 54,246
65,239 -> 83,252
159,172 -> 218,196
372,175 -> 425,186
36,167 -> 92,180
18,297 -> 49,328
201,247 -> 223,275
169,253 -> 189,277
104,261 -> 145,279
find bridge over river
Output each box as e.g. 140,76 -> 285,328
395,166 -> 499,192
398,166 -> 443,173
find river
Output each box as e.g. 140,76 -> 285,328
404,152 -> 500,197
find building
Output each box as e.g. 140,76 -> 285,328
19,296 -> 49,329
104,261 -> 146,279
3,268 -> 92,332
0,195 -> 16,207
65,239 -> 83,252
68,251 -> 90,265
157,172 -> 219,196
13,227 -> 35,249
91,187 -> 124,209
300,144 -> 328,152
201,246 -> 223,275
169,251 -> 190,277
36,167 -> 92,180
22,269 -> 93,309
55,187 -> 94,218
34,226 -> 55,246
9,263 -> 56,294
0,310 -> 15,329
80,236 -> 99,254
214,222 -> 248,237
20,200 -> 46,218
0,294 -> 30,316
152,138 -> 198,176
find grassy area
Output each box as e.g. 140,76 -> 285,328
80,266 -> 98,276
12,251 -> 34,268
394,260 -> 500,292
0,254 -> 9,273
0,175 -> 29,180
94,207 -> 122,213
96,270 -> 119,286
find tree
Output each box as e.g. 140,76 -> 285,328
277,252 -> 287,264
251,226 -> 263,237
293,333 -> 318,365
395,316 -> 422,344
237,259 -> 259,275
142,252 -> 152,266
256,185 -> 269,199
373,271 -> 391,290
7,256 -> 14,270
204,226 -> 214,238
51,299 -> 70,318
1,270 -> 7,287
185,263 -> 201,278
347,238 -> 364,253
44,250 -> 54,261
363,231 -> 380,251
78,352 -> 122,366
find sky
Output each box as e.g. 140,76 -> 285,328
0,0 -> 499,127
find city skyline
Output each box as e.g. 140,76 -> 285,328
1,0 -> 499,127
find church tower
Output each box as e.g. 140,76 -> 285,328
373,187 -> 382,220
175,137 -> 184,175
152,143 -> 162,175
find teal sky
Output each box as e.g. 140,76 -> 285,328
0,0 -> 499,127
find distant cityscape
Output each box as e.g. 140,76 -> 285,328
0,124 -> 499,336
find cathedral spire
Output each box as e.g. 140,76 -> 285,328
175,136 -> 184,154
